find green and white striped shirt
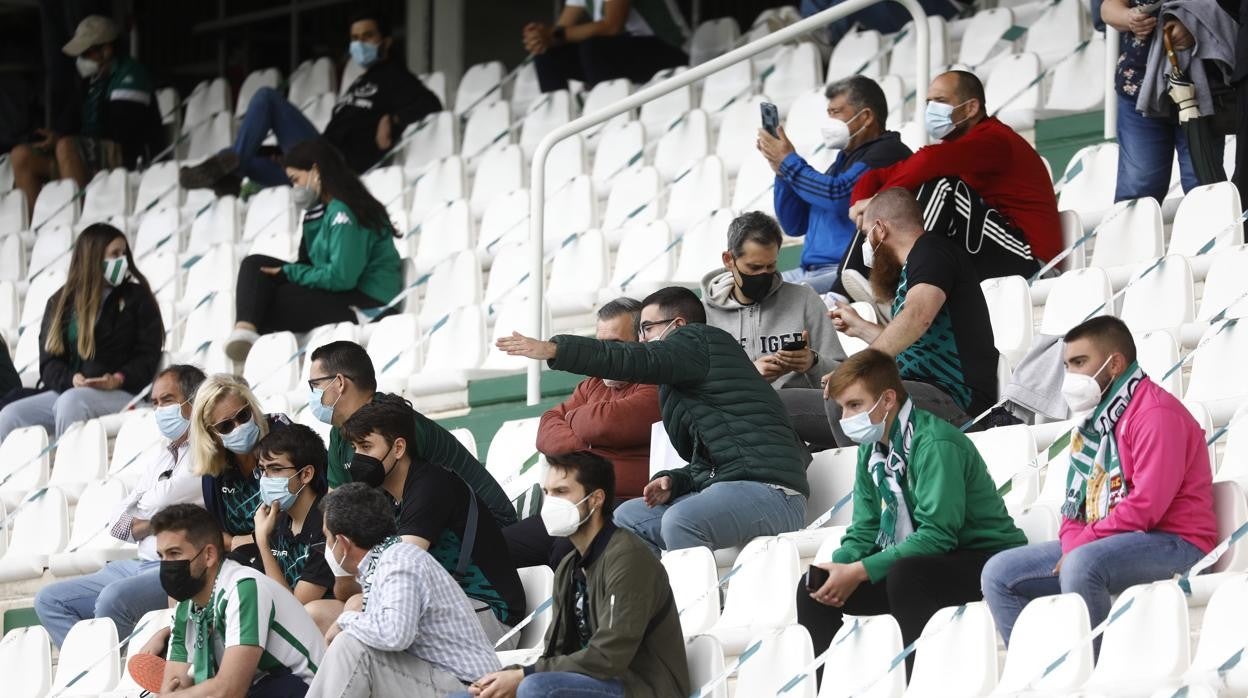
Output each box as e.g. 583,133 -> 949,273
169,560 -> 325,686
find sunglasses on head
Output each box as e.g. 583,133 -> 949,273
212,405 -> 253,435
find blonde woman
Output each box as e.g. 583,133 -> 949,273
189,373 -> 292,544
0,223 -> 162,441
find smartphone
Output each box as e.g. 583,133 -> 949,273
781,339 -> 808,352
760,102 -> 780,138
1133,0 -> 1163,13
806,565 -> 829,591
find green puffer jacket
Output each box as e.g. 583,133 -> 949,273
549,324 -> 811,498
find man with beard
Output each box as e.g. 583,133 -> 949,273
817,187 -> 1000,442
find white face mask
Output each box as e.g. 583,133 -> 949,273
820,109 -> 865,150
838,394 -> 888,444
924,99 -> 972,141
602,379 -> 626,389
324,536 -> 352,577
76,56 -> 100,79
644,319 -> 677,343
540,492 -> 594,537
860,224 -> 881,269
1061,356 -> 1113,414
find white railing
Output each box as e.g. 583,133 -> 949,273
1104,27 -> 1120,139
524,0 -> 932,404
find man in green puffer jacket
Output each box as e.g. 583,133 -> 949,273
496,286 -> 810,555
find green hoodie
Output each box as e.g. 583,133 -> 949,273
282,198 -> 401,304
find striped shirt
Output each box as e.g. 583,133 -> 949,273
336,541 -> 501,682
169,560 -> 325,685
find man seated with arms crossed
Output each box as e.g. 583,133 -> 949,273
308,340 -> 516,526
341,394 -> 526,648
458,452 -> 688,698
800,350 -> 1025,673
982,316 -> 1216,650
148,504 -> 325,697
307,483 -> 501,697
506,297 -> 661,568
498,286 -> 810,555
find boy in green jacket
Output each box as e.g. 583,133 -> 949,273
799,349 -> 1024,673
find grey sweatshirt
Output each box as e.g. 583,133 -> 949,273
700,268 -> 846,389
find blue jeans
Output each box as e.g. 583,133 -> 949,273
227,86 -> 320,187
980,532 -> 1204,648
34,559 -> 167,646
782,264 -> 840,295
612,480 -> 807,554
801,0 -> 960,46
448,673 -> 625,698
1114,93 -> 1200,203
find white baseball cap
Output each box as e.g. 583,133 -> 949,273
63,15 -> 120,57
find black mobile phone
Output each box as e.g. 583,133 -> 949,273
781,339 -> 807,352
760,101 -> 780,138
806,565 -> 829,591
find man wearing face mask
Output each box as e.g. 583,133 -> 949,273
757,76 -> 911,296
982,317 -> 1216,650
798,350 -> 1024,672
179,9 -> 440,195
459,452 -> 688,698
140,504 -> 325,697
34,365 -> 205,648
9,14 -> 163,213
847,71 -> 1060,289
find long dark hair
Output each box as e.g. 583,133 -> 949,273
285,137 -> 396,237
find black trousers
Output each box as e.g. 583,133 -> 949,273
1235,79 -> 1248,215
503,514 -> 575,569
534,35 -> 688,93
796,549 -> 997,680
234,254 -> 386,333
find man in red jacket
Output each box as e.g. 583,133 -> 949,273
848,70 -> 1060,287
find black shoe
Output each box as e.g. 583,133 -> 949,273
212,173 -> 242,198
179,150 -> 240,190
971,404 -> 1025,432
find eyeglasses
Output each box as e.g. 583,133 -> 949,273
307,374 -> 348,391
638,318 -> 677,335
256,462 -> 303,477
212,405 -> 253,435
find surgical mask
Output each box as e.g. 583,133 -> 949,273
821,110 -> 865,150
734,263 -> 774,303
924,99 -> 971,141
103,256 -> 128,286
540,492 -> 594,537
350,40 -> 380,68
159,546 -> 208,602
646,320 -> 677,343
155,402 -> 190,441
324,536 -> 352,577
76,57 -> 100,79
349,447 -> 392,488
307,381 -> 340,425
839,394 -> 887,445
860,225 -> 881,269
220,419 -> 260,454
602,379 -> 626,389
291,184 -> 320,210
1061,357 -> 1112,414
260,468 -> 306,511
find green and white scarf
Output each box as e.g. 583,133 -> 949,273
1061,362 -> 1145,523
360,535 -> 401,611
872,398 -> 917,548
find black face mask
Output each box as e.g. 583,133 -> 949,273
734,264 -> 774,303
349,445 -> 393,488
160,546 -> 208,602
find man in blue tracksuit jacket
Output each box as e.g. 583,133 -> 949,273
759,75 -> 912,297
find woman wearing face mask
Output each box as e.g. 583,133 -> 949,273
224,137 -> 401,362
0,223 -> 163,441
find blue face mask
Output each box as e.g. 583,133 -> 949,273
350,40 -> 380,68
838,395 -> 888,445
307,379 -> 340,425
220,419 -> 260,454
924,99 -> 971,141
260,468 -> 307,511
155,402 -> 190,441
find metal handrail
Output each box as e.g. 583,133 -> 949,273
525,0 -> 932,404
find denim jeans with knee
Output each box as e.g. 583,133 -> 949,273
228,86 -> 320,187
34,559 -> 166,646
1114,93 -> 1202,203
612,480 -> 806,554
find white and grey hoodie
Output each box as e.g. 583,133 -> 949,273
701,268 -> 847,390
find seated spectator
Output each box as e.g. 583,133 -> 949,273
9,15 -> 162,212
307,340 -> 516,526
458,452 -> 689,698
149,504 -> 325,697
0,342 -> 21,401
497,286 -> 810,555
523,0 -> 689,93
307,483 -> 501,697
179,9 -> 440,195
805,189 -> 999,447
34,365 -> 205,647
800,0 -> 962,49
799,350 -> 1025,672
342,395 -> 526,648
505,297 -> 660,568
253,424 -> 343,634
848,71 -> 1060,289
0,223 -> 163,441
982,317 -> 1215,649
225,137 -> 401,362
758,76 -> 911,296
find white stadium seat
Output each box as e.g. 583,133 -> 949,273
993,593 -> 1093,695
699,59 -> 753,127
735,624 -> 816,697
1175,573 -> 1248,695
1080,582 -> 1190,695
409,155 -> 466,226
905,602 -> 999,697
986,52 -> 1041,132
182,77 -> 231,135
1039,266 -> 1112,336
49,419 -> 108,503
1024,0 -> 1086,70
762,42 -> 823,119
664,156 -> 726,236
461,100 -> 512,165
543,134 -> 586,189
603,220 -> 677,300
520,89 -> 573,161
706,536 -> 801,654
413,198 -> 473,274
0,486 -> 69,583
241,185 -> 295,242
401,111 -> 457,179
547,228 -> 608,326
1058,143 -> 1118,231
0,425 -> 50,511
233,67 -> 280,120
820,613 -> 906,698
639,67 -> 692,140
1198,245 -> 1248,323
689,16 -> 740,66
591,121 -> 645,197
1167,181 -> 1243,265
1119,255 -> 1195,335
422,249 -> 482,331
243,331 -> 300,399
966,424 -> 1039,515
476,189 -> 530,266
662,545 -> 720,637
288,57 -> 336,109
580,78 -> 633,144
183,111 -> 233,163
891,16 -> 950,91
185,194 -> 240,254
655,109 -> 710,182
31,178 -> 79,231
828,29 -> 884,82
685,635 -> 728,698
49,478 -> 134,577
1088,197 -> 1164,270
1045,33 -> 1106,113
981,275 -> 1034,368
601,166 -> 661,242
1185,319 -> 1248,423
716,95 -> 770,177
472,145 -> 524,220
455,61 -> 506,116
80,168 -> 131,224
51,617 -> 121,695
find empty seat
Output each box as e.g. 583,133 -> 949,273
400,111 -> 457,178
543,134 -> 586,189
472,145 -> 524,219
1024,0 -> 1086,69
407,304 -> 488,403
509,62 -> 540,116
1045,33 -> 1107,113
672,208 -> 734,285
366,314 -> 421,395
662,544 -> 721,636
820,613 -> 906,698
243,331 -> 300,399
699,59 -> 753,130
1198,245 -> 1248,323
422,249 -> 482,332
476,189 -> 530,265
80,168 -> 131,224
133,161 -> 181,216
1057,143 -> 1119,231
49,419 -> 108,503
233,67 -> 281,119
689,16 -> 741,66
49,478 -> 133,577
360,165 -> 407,226
461,99 -> 512,164
958,8 -> 1014,68
176,292 -> 235,359
108,409 -> 164,485
180,244 -> 237,312
0,425 -> 50,510
992,593 -> 1093,695
601,166 -> 661,242
0,188 -> 28,234
579,78 -> 632,144
547,229 -> 608,324
181,77 -> 231,134
183,111 -> 233,163
784,89 -> 835,167
1039,267 -> 1112,336
1176,573 -> 1248,695
31,178 -> 79,231
706,536 -> 801,654
241,185 -> 295,242
0,625 -> 53,698
514,566 -> 554,650
480,300 -> 551,375
519,89 -> 573,160
1185,319 -> 1248,423
828,29 -> 885,82
133,206 -> 180,258
26,223 -> 73,281
1210,481 -> 1248,573
455,61 -> 506,115
1119,255 -> 1195,334
735,624 -> 816,697
731,149 -> 778,218
299,92 -> 337,132
51,617 -> 120,695
716,95 -> 770,177
762,43 -> 823,118
981,275 -> 1034,367
966,424 -> 1039,514
1088,197 -> 1164,269
603,220 -> 677,299
986,52 -> 1041,132
639,67 -> 692,139
409,155 -> 467,226
1080,581 -> 1190,695
591,121 -> 645,197
185,195 -> 240,255
685,635 -> 728,698
0,486 -> 69,583
485,417 -> 544,501
655,109 -> 710,181
1136,330 -> 1183,397
1168,181 -> 1243,260
904,602 -> 999,697
484,242 -> 534,311
891,16 -> 950,90
780,447 -> 858,557
664,156 -> 726,236
288,57 -> 336,109
413,198 -> 474,275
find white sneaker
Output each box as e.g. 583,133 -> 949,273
840,269 -> 873,304
225,328 -> 260,362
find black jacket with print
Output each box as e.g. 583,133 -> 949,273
323,58 -> 442,173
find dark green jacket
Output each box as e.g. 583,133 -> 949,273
549,324 -> 811,498
283,198 -> 401,304
834,408 -> 1027,582
533,526 -> 689,697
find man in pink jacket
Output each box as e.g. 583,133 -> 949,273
981,316 -> 1216,647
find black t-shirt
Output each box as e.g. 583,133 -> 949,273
269,496 -> 334,597
891,233 -> 1000,415
395,460 -> 526,626
322,59 -> 442,174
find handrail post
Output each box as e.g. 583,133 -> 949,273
526,0 -> 931,405
1103,27 -> 1119,140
